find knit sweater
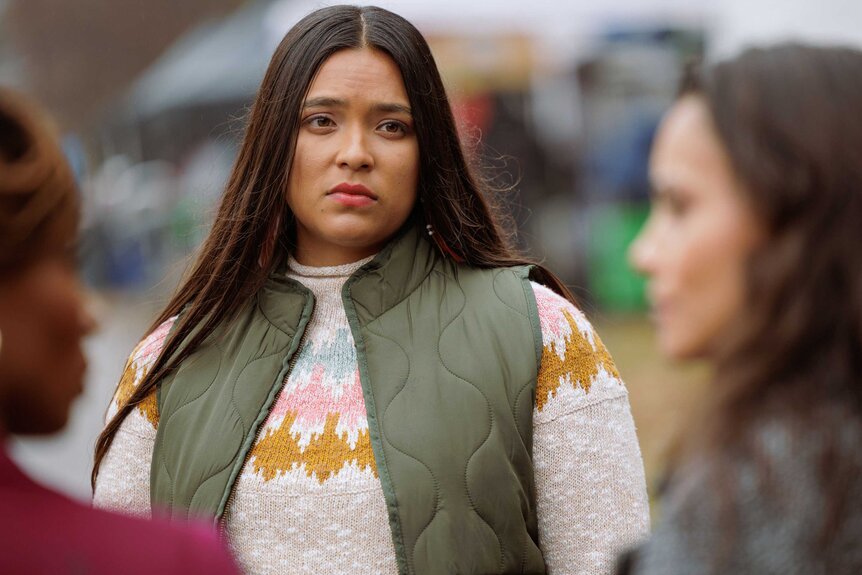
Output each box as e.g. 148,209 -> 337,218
620,411 -> 862,574
94,257 -> 649,575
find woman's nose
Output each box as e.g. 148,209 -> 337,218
336,127 -> 374,170
628,219 -> 657,277
77,290 -> 99,337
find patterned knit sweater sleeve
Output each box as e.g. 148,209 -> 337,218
92,318 -> 175,517
531,282 -> 650,574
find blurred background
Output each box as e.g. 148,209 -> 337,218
4,0 -> 862,505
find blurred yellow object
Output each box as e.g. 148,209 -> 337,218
427,34 -> 536,93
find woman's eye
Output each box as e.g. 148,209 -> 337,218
666,195 -> 691,217
378,121 -> 407,135
307,116 -> 334,129
653,187 -> 691,218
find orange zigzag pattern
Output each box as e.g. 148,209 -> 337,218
251,412 -> 377,484
115,348 -> 160,428
536,309 -> 620,412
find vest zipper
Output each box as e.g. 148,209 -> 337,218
217,321 -> 311,537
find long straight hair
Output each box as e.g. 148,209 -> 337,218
92,5 -> 575,487
676,44 -> 862,545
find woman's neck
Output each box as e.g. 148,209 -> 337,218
290,244 -> 382,268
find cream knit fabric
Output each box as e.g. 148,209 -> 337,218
94,259 -> 649,574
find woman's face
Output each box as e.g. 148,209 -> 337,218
629,96 -> 764,360
0,254 -> 94,435
286,47 -> 420,266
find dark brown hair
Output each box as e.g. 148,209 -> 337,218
92,4 -> 574,487
0,88 -> 79,272
678,44 -> 862,543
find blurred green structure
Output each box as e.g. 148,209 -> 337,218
588,202 -> 649,311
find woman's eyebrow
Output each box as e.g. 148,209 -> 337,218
303,97 -> 346,109
372,103 -> 412,116
302,97 -> 411,116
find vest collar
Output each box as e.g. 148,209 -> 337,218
344,224 -> 441,323
259,224 -> 441,332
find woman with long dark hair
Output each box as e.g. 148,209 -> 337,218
92,5 -> 649,574
626,44 -> 862,573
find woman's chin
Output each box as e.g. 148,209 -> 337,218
658,332 -> 706,362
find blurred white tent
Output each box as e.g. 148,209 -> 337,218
127,0 -> 862,118
128,1 -> 274,117
127,0 -> 704,118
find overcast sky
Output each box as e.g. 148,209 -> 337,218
269,0 -> 862,60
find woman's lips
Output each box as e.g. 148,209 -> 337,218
327,183 -> 377,207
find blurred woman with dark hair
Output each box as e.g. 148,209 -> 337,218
92,4 -> 649,574
627,43 -> 862,573
0,88 -> 239,574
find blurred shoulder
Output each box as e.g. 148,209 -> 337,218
630,408 -> 862,574
87,504 -> 239,574
3,481 -> 238,575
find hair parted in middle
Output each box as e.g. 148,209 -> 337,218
92,4 -> 576,486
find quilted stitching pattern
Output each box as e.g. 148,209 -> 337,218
151,228 -> 545,573
355,265 -> 543,574
154,343 -> 223,518
151,286 -> 310,521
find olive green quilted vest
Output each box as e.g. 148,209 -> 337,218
151,226 -> 547,574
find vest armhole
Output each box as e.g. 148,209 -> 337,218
515,265 -> 544,370
156,308 -> 188,413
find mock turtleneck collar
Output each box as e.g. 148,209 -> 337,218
286,254 -> 375,279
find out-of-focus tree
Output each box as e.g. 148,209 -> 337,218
4,0 -> 245,129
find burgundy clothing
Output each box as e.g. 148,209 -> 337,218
0,444 -> 240,575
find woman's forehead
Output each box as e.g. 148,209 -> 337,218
306,48 -> 409,105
